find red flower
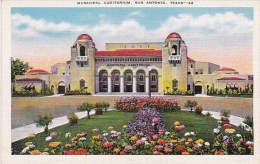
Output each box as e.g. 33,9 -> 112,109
177,145 -> 186,152
120,151 -> 126,155
103,141 -> 114,149
74,148 -> 88,155
64,150 -> 76,155
157,139 -> 165,145
224,124 -> 232,129
215,150 -> 226,155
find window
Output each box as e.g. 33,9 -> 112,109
195,72 -> 198,74
139,75 -> 144,81
126,75 -> 132,81
102,75 -> 107,81
151,85 -> 157,89
103,85 -> 108,89
114,75 -> 120,81
191,64 -> 193,68
80,46 -> 85,56
81,62 -> 84,67
188,72 -> 191,74
187,84 -> 191,90
172,45 -> 177,55
151,74 -> 156,81
80,79 -> 85,89
172,79 -> 178,91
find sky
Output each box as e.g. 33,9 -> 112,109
11,7 -> 253,74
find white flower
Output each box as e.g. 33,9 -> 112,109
103,133 -> 108,136
28,144 -> 35,149
205,142 -> 210,146
141,137 -> 147,141
41,152 -> 49,155
65,132 -> 72,138
21,147 -> 30,154
236,134 -> 242,138
198,143 -> 202,147
184,132 -> 191,137
79,137 -> 86,141
110,130 -> 117,134
217,125 -> 222,129
117,132 -> 121,136
213,128 -> 220,134
145,141 -> 149,145
223,135 -> 229,141
45,136 -> 52,141
190,132 -> 195,136
165,131 -> 171,136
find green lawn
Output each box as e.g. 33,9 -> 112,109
12,110 -> 248,153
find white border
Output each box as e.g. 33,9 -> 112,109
1,0 -> 260,164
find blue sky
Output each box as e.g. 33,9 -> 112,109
11,7 -> 253,74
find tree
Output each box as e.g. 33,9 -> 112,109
35,114 -> 53,135
78,102 -> 94,119
184,100 -> 198,112
11,58 -> 32,82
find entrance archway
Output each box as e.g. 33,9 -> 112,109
194,81 -> 203,94
58,81 -> 66,94
111,70 -> 120,92
124,69 -> 133,92
150,69 -> 158,92
136,69 -> 146,92
99,70 -> 108,92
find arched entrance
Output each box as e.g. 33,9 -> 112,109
136,69 -> 146,92
194,81 -> 203,94
150,69 -> 158,92
111,70 -> 120,92
99,70 -> 108,92
58,81 -> 66,94
124,69 -> 133,92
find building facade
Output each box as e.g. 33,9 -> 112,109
15,32 -> 253,95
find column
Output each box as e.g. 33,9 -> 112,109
120,76 -> 124,93
108,76 -> 111,93
145,76 -> 149,93
96,76 -> 99,93
133,76 -> 137,93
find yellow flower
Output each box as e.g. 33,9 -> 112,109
113,148 -> 120,154
174,121 -> 180,127
150,141 -> 155,145
187,148 -> 193,153
122,125 -> 128,129
65,144 -> 72,148
195,139 -> 204,144
187,138 -> 193,142
129,136 -> 138,143
77,133 -> 84,137
44,148 -> 49,152
92,135 -> 100,142
30,150 -> 41,155
27,134 -> 35,139
49,142 -> 61,148
217,121 -> 222,124
225,129 -> 236,134
170,139 -> 178,143
108,126 -> 114,130
182,151 -> 189,155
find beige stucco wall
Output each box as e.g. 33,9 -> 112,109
105,42 -> 163,51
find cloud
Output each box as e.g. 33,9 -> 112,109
127,11 -> 144,17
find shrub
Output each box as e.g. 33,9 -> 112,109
232,89 -> 238,95
67,112 -> 79,125
103,102 -> 110,112
186,90 -> 193,95
205,112 -> 212,118
243,116 -> 253,128
35,114 -> 53,135
184,100 -> 198,112
220,109 -> 231,118
78,102 -> 94,119
195,105 -> 203,114
227,89 -> 233,95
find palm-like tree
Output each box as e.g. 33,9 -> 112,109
78,102 -> 94,119
35,114 -> 53,135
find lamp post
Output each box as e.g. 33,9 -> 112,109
148,67 -> 152,98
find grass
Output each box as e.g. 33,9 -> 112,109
12,110 -> 249,153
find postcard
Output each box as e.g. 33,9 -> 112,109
1,0 -> 260,163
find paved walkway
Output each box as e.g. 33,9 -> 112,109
11,108 -> 251,143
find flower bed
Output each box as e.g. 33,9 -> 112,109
126,108 -> 165,137
115,97 -> 181,112
14,111 -> 253,155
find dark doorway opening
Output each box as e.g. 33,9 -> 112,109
58,86 -> 65,94
125,85 -> 132,92
113,84 -> 120,92
195,86 -> 202,94
138,84 -> 145,92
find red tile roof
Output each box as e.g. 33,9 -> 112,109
217,67 -> 236,72
187,57 -> 195,62
96,49 -> 162,57
217,77 -> 245,81
16,78 -> 43,82
166,32 -> 182,40
27,69 -> 50,75
77,34 -> 92,41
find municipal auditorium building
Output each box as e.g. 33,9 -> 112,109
15,32 -> 253,95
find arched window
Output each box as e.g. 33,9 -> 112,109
172,79 -> 178,91
191,64 -> 193,68
172,45 -> 177,55
139,75 -> 144,81
80,79 -> 85,89
80,46 -> 85,56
